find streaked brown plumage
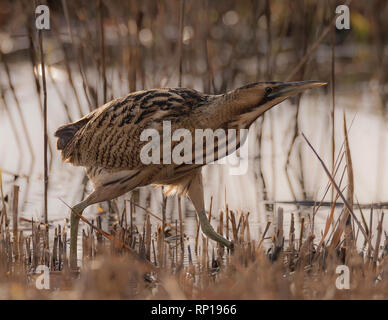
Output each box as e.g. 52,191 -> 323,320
55,81 -> 326,268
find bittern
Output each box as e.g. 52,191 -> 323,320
55,80 -> 325,268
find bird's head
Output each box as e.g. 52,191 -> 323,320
223,80 -> 326,126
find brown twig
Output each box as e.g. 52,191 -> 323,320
38,24 -> 48,225
301,133 -> 370,244
178,0 -> 185,87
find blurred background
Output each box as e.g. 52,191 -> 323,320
0,0 -> 387,249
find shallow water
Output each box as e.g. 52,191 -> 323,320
0,62 -> 387,257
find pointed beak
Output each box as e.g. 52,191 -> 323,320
267,80 -> 327,100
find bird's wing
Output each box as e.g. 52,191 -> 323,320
57,88 -> 212,170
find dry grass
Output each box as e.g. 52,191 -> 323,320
0,172 -> 387,299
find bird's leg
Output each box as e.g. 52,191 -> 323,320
187,172 -> 233,249
69,199 -> 90,269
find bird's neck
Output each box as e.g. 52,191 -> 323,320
210,89 -> 271,130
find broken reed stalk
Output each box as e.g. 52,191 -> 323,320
299,217 -> 305,251
301,133 -> 370,244
12,185 -> 19,261
356,197 -> 369,248
265,1 -> 278,205
177,196 -> 184,260
238,213 -> 245,243
258,116 -> 270,210
38,25 -> 49,225
218,210 -> 224,255
255,2 -> 272,213
98,0 -> 107,103
174,220 -> 178,267
284,95 -> 301,208
330,115 -> 355,250
230,211 -> 238,243
206,196 -> 213,249
145,214 -> 151,261
59,199 -> 155,271
195,214 -> 200,255
152,239 -> 157,266
275,208 -> 284,250
373,212 -> 384,268
367,206 -> 374,259
201,0 -> 212,93
257,221 -> 271,250
343,114 -> 354,247
0,170 -> 6,223
289,213 -> 295,267
178,0 -> 185,87
23,2 -> 54,174
225,201 -> 229,241
330,7 -> 336,203
317,192 -> 340,250
161,187 -> 167,234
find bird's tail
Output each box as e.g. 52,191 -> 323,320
54,117 -> 89,151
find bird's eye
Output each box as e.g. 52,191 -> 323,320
265,87 -> 273,96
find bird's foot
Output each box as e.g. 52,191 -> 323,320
197,210 -> 233,249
